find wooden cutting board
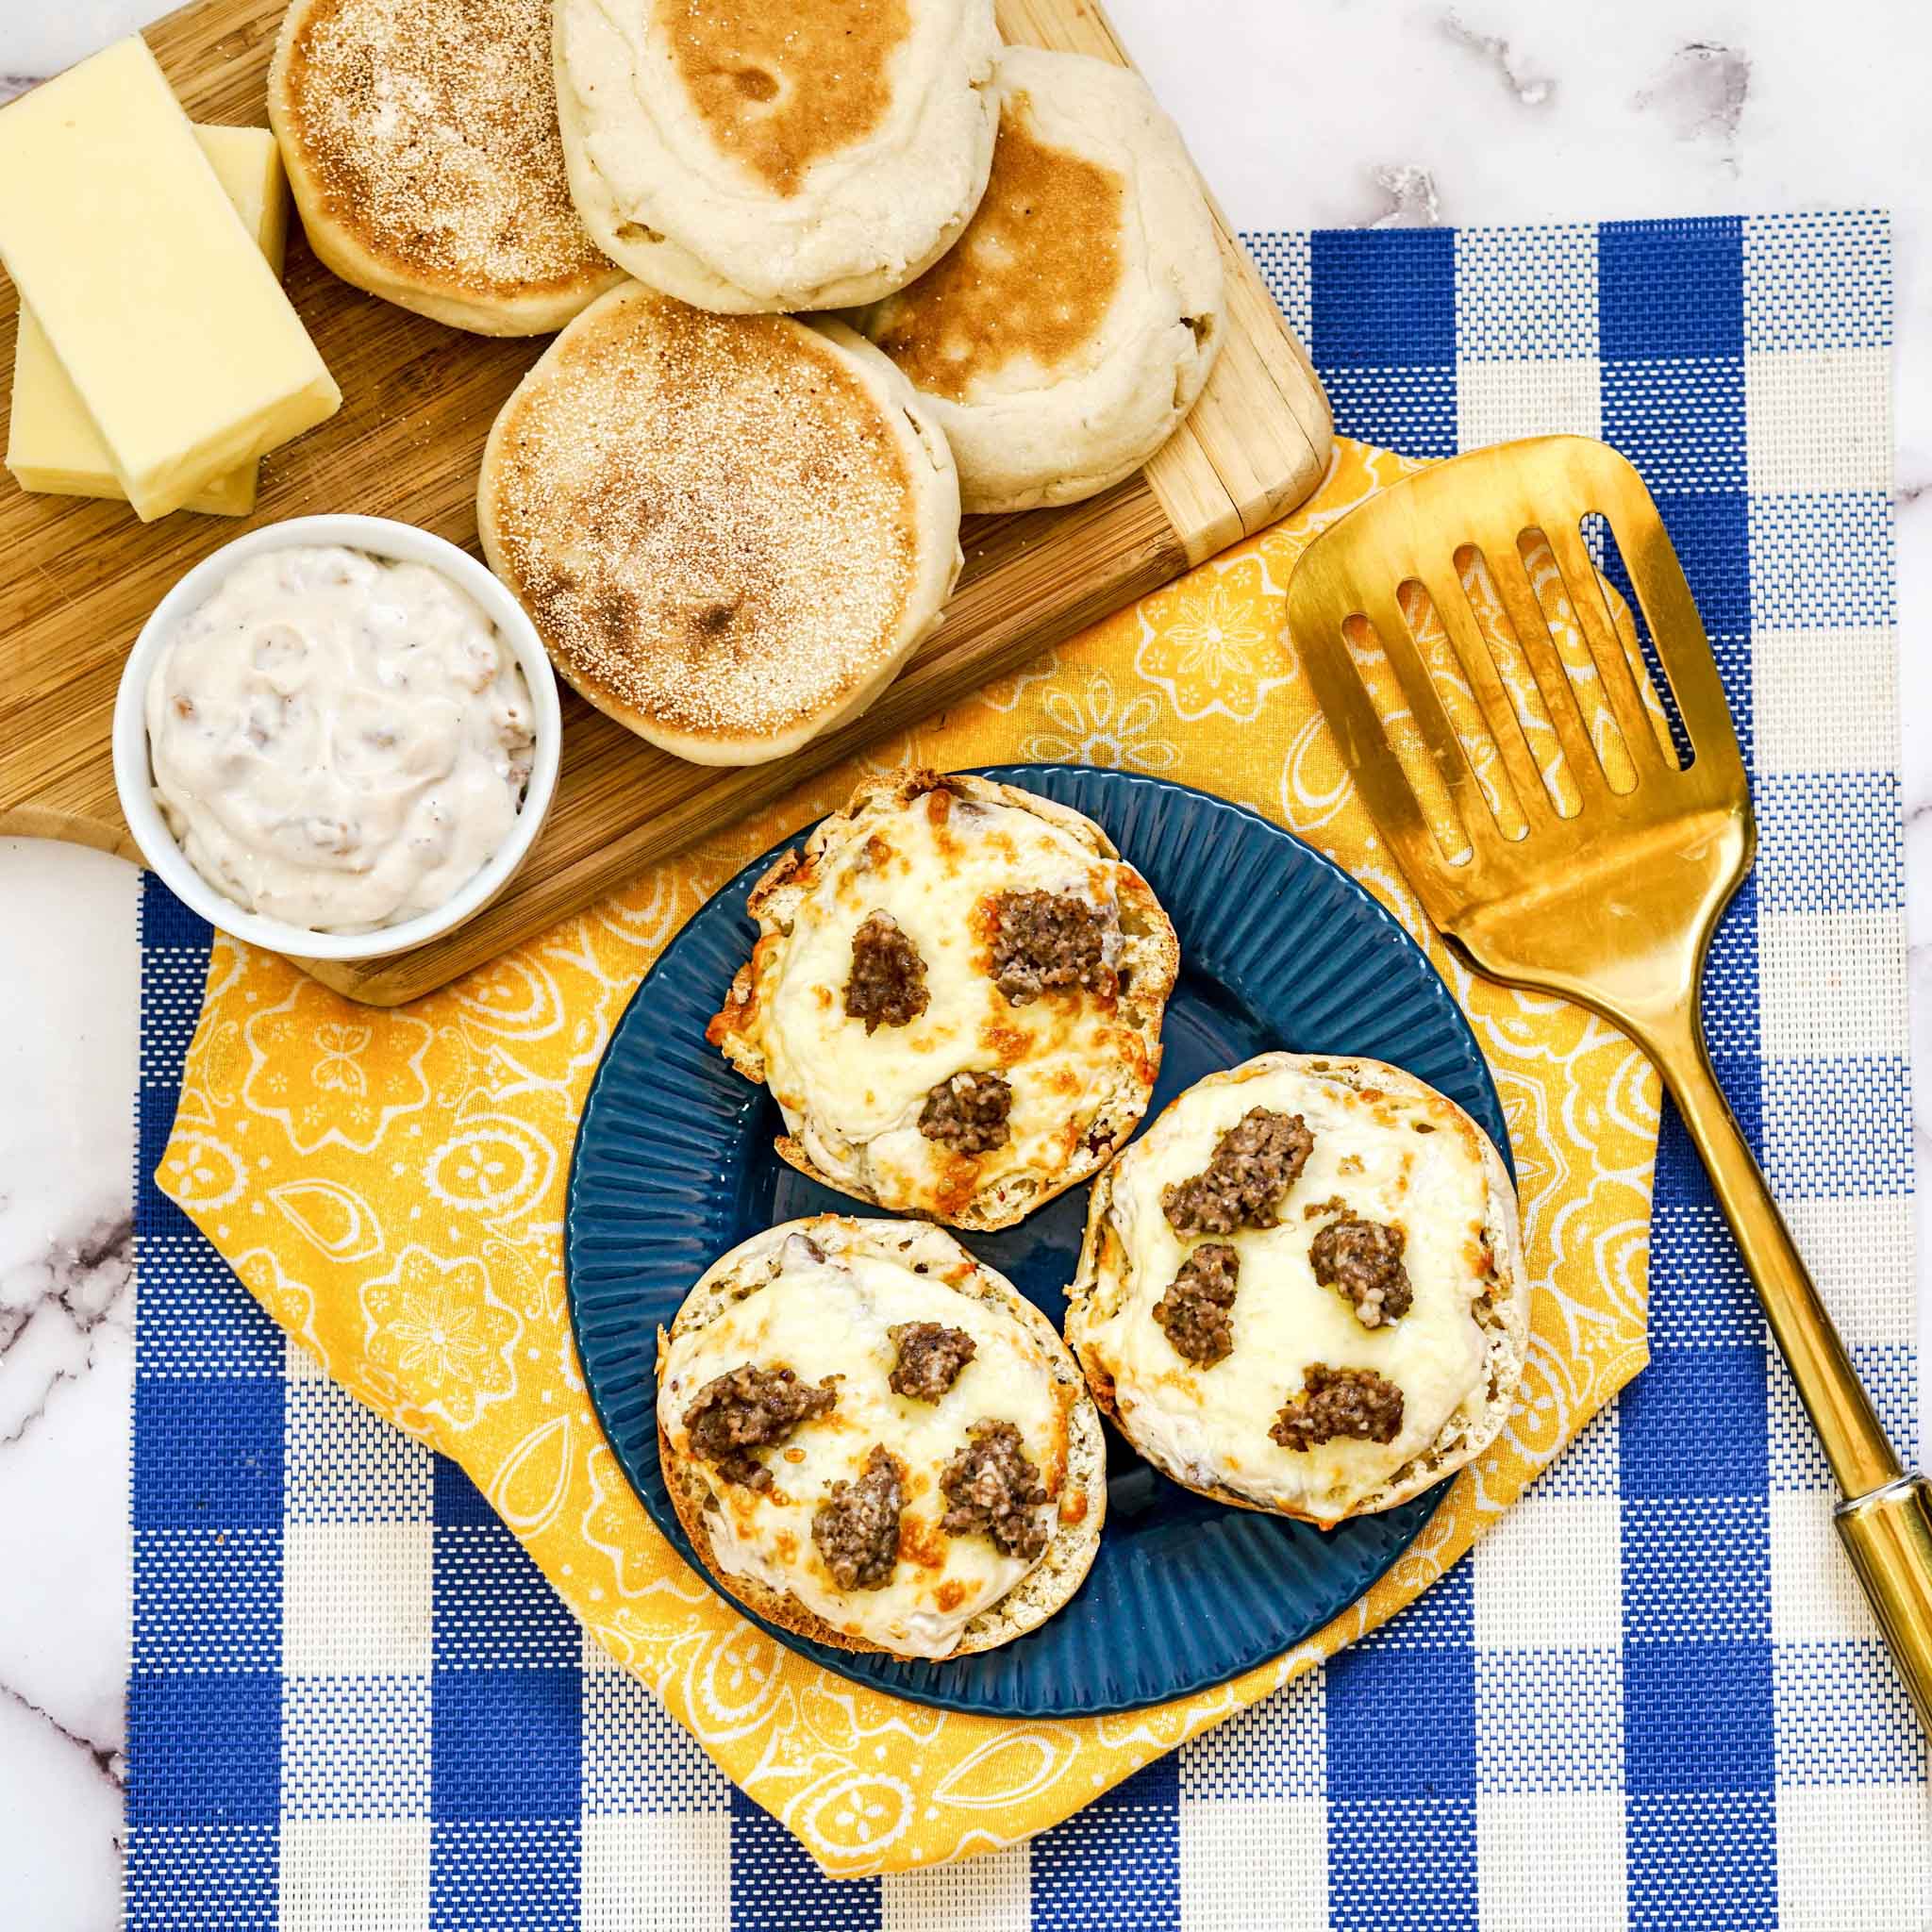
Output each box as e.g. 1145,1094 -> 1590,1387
0,0 -> 1331,1006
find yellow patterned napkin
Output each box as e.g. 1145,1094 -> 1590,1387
158,439 -> 1658,1877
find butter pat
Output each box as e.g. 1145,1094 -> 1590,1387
0,39 -> 340,521
8,126 -> 291,515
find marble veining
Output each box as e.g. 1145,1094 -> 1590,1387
1634,42 -> 1753,154
0,841 -> 138,1929
1439,10 -> 1557,108
0,1675 -> 124,1789
1367,163 -> 1444,228
0,1213 -> 133,1445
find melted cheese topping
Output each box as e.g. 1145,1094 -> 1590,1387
658,1247 -> 1068,1658
1079,1064 -> 1493,1523
754,791 -> 1146,1215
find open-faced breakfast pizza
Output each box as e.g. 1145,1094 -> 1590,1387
1064,1052 -> 1529,1525
657,1215 -> 1107,1659
707,768 -> 1179,1232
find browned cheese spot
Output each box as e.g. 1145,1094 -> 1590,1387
898,1515 -> 945,1570
979,1021 -> 1031,1066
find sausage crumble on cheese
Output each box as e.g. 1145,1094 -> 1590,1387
1161,1107 -> 1314,1235
889,1321 -> 976,1399
1151,1240 -> 1241,1366
1271,1362 -> 1406,1451
708,770 -> 1178,1231
1065,1053 -> 1529,1525
1309,1212 -> 1413,1329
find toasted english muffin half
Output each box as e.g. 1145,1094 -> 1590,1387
477,286 -> 961,766
657,1215 -> 1106,1658
555,0 -> 998,313
1064,1053 -> 1528,1526
707,769 -> 1179,1231
851,45 -> 1224,513
269,0 -> 624,335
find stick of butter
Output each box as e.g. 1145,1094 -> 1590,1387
8,126 -> 291,516
0,39 -> 340,522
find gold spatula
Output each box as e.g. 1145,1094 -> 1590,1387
1285,433 -> 1932,1729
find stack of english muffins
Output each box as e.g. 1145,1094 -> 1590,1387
269,0 -> 1231,767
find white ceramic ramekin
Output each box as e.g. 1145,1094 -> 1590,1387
112,513 -> 560,963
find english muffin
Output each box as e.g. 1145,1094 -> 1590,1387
658,1215 -> 1106,1658
1064,1053 -> 1528,1525
554,0 -> 998,313
708,769 -> 1179,1231
477,284 -> 960,766
851,45 -> 1224,513
268,0 -> 623,335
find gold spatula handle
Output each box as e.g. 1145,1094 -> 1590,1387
1645,1009 -> 1932,1732
1837,1474 -> 1932,1734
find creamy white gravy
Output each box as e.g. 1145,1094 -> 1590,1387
145,544 -> 536,932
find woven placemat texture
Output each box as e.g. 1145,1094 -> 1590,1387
126,211 -> 1924,1928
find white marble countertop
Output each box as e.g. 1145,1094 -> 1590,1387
2,1 -> 1927,1923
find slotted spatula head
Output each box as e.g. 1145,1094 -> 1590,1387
1288,435 -> 1932,1735
1286,435 -> 1754,1034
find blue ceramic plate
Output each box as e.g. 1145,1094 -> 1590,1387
565,767 -> 1511,1717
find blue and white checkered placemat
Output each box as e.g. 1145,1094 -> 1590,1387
127,212 -> 1927,1929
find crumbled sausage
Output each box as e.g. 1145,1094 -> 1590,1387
918,1069 -> 1013,1154
682,1362 -> 839,1491
1309,1214 -> 1413,1328
1151,1241 -> 1241,1366
1269,1362 -> 1406,1452
843,911 -> 929,1033
1162,1108 -> 1315,1235
989,890 -> 1116,1005
889,1322 -> 976,1400
940,1420 -> 1050,1560
810,1444 -> 904,1591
